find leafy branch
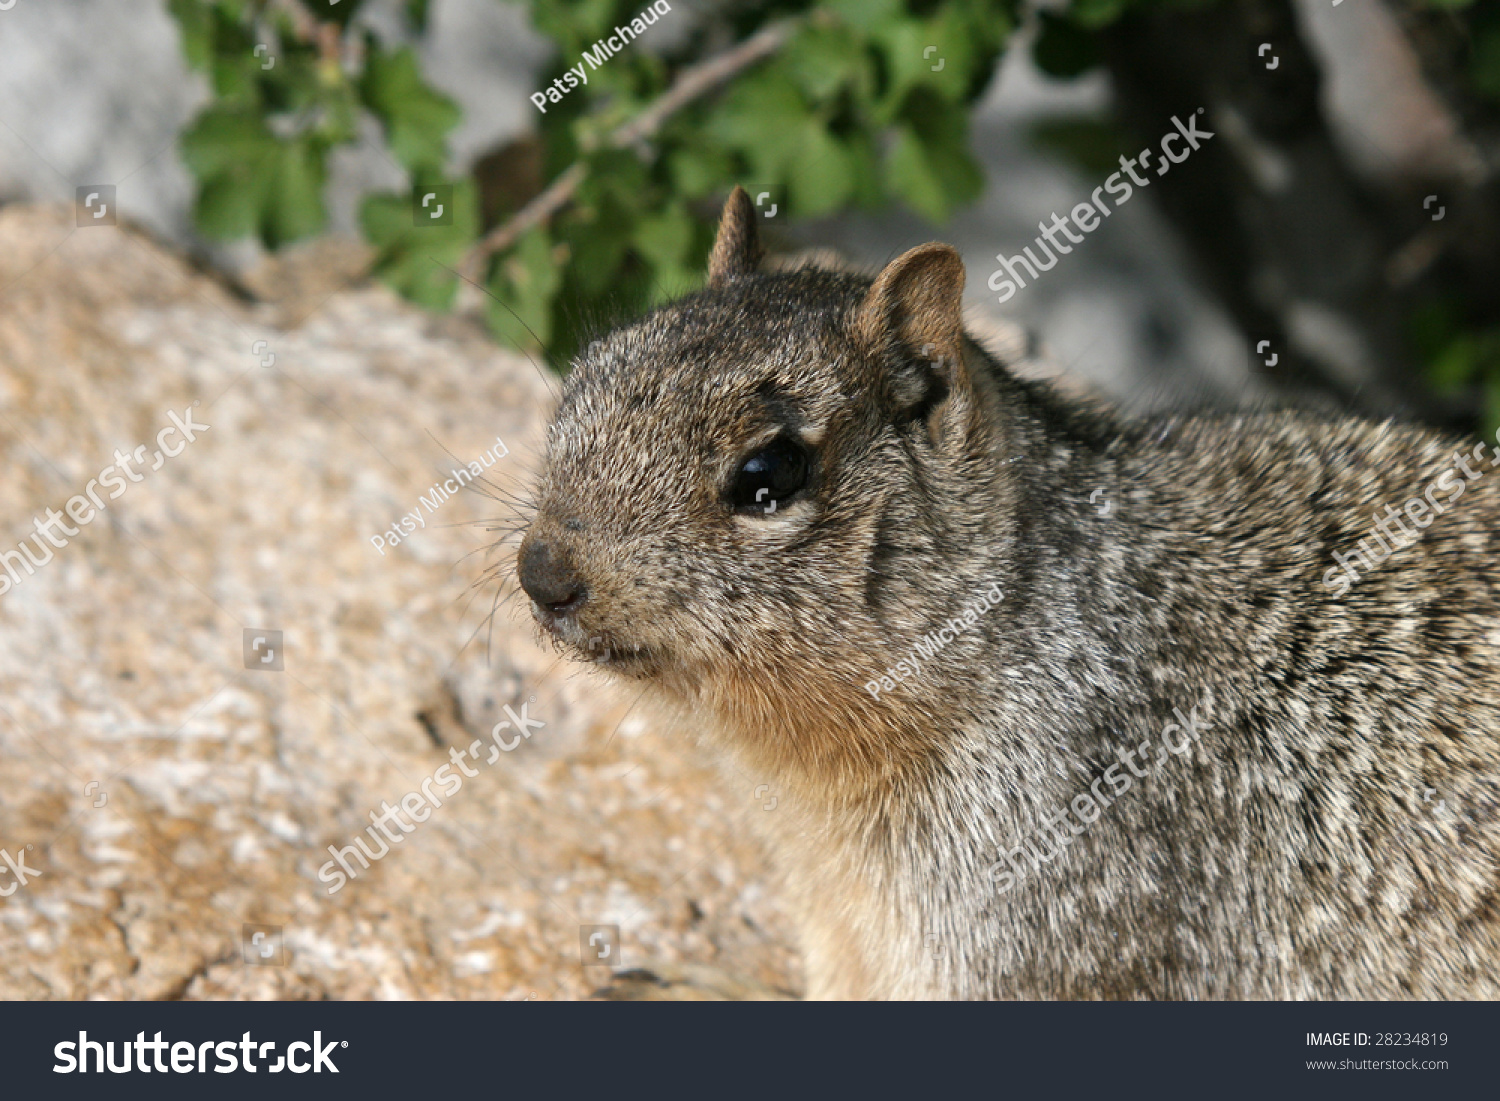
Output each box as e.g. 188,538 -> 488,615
167,0 -> 1017,364
460,18 -> 799,282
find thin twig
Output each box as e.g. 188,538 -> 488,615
459,19 -> 798,280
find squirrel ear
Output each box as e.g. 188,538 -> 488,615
855,243 -> 969,418
707,186 -> 764,286
856,243 -> 966,361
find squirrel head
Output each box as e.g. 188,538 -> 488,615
517,188 -> 1012,764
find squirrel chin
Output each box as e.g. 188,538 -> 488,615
586,649 -> 661,680
538,624 -> 663,679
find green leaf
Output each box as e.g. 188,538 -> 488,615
180,106 -> 271,181
644,258 -> 701,304
565,199 -> 636,299
206,23 -> 264,103
579,148 -> 651,210
360,179 -> 478,311
167,0 -> 213,72
788,121 -> 853,217
886,126 -> 946,224
632,205 -> 694,270
885,105 -> 982,223
872,14 -> 979,122
783,25 -> 868,102
487,226 -> 561,349
709,75 -> 810,178
194,169 -> 266,241
842,130 -> 884,207
668,144 -> 737,199
180,106 -> 327,245
262,137 -> 328,247
825,0 -> 904,33
360,46 -> 460,173
528,0 -> 619,50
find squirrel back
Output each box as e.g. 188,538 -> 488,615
517,188 -> 1500,998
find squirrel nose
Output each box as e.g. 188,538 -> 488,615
519,539 -> 588,615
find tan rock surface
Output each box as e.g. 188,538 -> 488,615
0,204 -> 800,1000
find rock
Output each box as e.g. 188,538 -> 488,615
0,205 -> 800,1000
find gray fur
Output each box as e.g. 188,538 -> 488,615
517,204 -> 1500,999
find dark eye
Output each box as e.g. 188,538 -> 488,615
729,436 -> 810,512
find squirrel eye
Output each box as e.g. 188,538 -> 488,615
729,436 -> 809,512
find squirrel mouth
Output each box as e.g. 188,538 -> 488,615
569,634 -> 659,678
531,607 -> 660,677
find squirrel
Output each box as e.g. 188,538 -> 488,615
515,187 -> 1500,999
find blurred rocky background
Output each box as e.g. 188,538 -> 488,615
0,205 -> 799,999
1,0 -> 1497,999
